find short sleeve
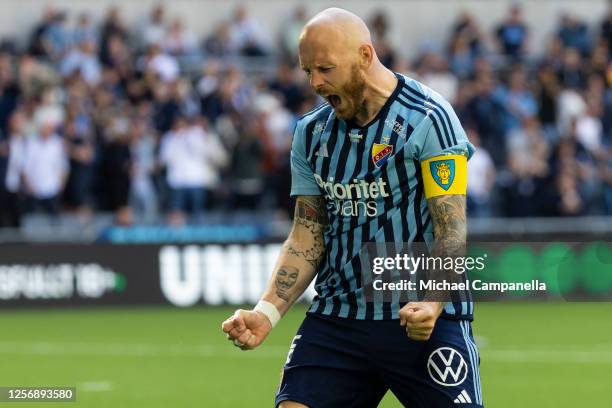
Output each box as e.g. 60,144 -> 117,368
290,121 -> 321,196
413,103 -> 475,199
417,106 -> 474,161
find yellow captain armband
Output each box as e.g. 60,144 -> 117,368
421,154 -> 468,198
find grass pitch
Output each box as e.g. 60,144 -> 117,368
0,303 -> 610,407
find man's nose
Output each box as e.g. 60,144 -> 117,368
310,71 -> 325,90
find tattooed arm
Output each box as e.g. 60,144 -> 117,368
261,195 -> 327,313
222,195 -> 327,349
425,194 -> 468,297
399,194 -> 467,341
428,194 -> 467,264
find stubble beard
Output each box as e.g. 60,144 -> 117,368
336,65 -> 367,121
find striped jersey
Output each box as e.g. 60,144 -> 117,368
290,72 -> 475,320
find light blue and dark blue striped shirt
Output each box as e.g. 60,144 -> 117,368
290,73 -> 475,320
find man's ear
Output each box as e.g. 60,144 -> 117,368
359,44 -> 374,68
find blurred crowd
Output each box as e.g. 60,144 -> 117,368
0,4 -> 611,228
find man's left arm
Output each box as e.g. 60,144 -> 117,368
400,103 -> 473,340
399,194 -> 467,340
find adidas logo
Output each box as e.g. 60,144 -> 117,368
454,390 -> 472,404
314,143 -> 329,158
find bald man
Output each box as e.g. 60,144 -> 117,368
222,8 -> 483,408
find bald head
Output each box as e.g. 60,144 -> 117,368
298,7 -> 378,85
300,7 -> 372,53
298,8 -> 393,122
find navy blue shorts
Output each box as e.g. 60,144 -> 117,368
275,313 -> 483,408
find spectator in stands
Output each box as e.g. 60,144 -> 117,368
369,10 -> 396,69
554,119 -> 600,214
557,79 -> 587,136
534,65 -> 561,140
602,80 -> 612,143
99,6 -> 129,67
493,67 -> 537,134
41,10 -> 70,62
140,4 -> 167,50
17,54 -> 59,100
161,17 -> 198,56
144,43 -> 179,83
29,7 -> 69,61
217,65 -> 255,113
499,116 -> 550,217
130,119 -> 158,222
279,6 -> 308,63
151,80 -> 180,133
60,39 -> 102,86
0,52 -> 20,135
418,51 -> 458,104
467,129 -> 496,217
228,5 -> 270,56
495,4 -> 529,60
203,21 -> 234,57
197,61 -> 224,122
506,117 -> 550,181
448,31 -> 476,80
588,43 -> 608,82
72,13 -> 98,47
466,74 -> 507,165
557,47 -> 586,89
22,119 -> 68,215
101,35 -> 132,73
575,96 -> 604,154
554,165 -> 584,216
452,11 -> 483,57
101,117 -> 132,225
253,93 -> 293,214
228,116 -> 265,210
63,111 -> 94,214
540,37 -> 564,72
159,115 -> 227,224
32,87 -> 65,133
600,3 -> 612,55
268,63 -> 305,113
557,13 -> 591,56
0,111 -> 27,227
548,135 -> 591,216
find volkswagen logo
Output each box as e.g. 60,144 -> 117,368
427,347 -> 468,386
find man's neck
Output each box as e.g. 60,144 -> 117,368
353,67 -> 398,126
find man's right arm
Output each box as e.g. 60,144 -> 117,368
221,195 -> 327,350
260,195 -> 327,315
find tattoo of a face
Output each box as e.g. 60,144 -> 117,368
286,196 -> 327,268
275,266 -> 299,302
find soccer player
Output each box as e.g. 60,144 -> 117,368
222,7 -> 483,408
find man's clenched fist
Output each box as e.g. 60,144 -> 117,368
399,302 -> 444,341
221,309 -> 272,350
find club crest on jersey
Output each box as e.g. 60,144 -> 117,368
372,143 -> 393,167
429,159 -> 455,190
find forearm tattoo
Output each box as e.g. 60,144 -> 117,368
429,195 -> 467,257
426,195 -> 468,300
285,196 -> 327,268
275,266 -> 299,302
274,197 -> 327,303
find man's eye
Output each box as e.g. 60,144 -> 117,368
320,67 -> 333,72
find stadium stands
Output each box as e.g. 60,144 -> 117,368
0,3 -> 611,238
